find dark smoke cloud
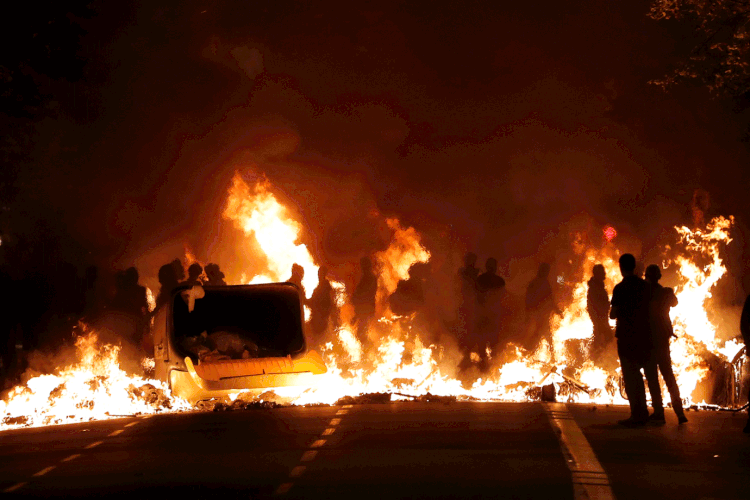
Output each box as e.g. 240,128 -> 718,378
5,0 -> 749,305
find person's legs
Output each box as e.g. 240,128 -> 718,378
656,346 -> 687,423
643,349 -> 663,420
618,342 -> 649,422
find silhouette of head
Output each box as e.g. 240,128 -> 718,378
159,263 -> 178,286
619,254 -> 636,276
537,263 -> 550,278
464,252 -> 478,268
188,263 -> 203,280
125,267 -> 139,286
592,264 -> 606,281
485,257 -> 497,274
645,264 -> 662,283
291,263 -> 304,280
171,259 -> 185,281
205,263 -> 224,281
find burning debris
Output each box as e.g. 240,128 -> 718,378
1,170 -> 746,430
0,331 -> 191,429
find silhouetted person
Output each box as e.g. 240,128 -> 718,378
390,262 -> 430,317
611,253 -> 652,426
309,267 -> 335,338
644,264 -> 687,424
524,263 -> 558,351
287,263 -> 306,299
112,267 -> 149,343
476,257 -> 505,296
473,258 -> 505,369
181,263 -> 204,287
740,293 -> 750,433
459,252 -> 480,285
352,256 -> 378,342
587,264 -> 611,358
172,258 -> 186,283
156,261 -> 180,311
457,252 -> 480,358
204,263 -> 227,286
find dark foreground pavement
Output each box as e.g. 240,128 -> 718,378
0,402 -> 747,499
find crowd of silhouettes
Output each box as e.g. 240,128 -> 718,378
0,257 -> 231,386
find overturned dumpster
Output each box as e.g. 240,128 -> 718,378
151,283 -> 327,405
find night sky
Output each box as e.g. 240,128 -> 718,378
3,1 -> 749,295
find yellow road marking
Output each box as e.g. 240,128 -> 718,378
301,450 -> 318,462
33,466 -> 56,477
85,440 -> 103,449
274,482 -> 293,495
3,482 -> 27,493
545,403 -> 615,500
289,466 -> 306,478
61,454 -> 81,463
322,427 -> 336,436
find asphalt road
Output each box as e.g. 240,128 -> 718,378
0,402 -> 747,499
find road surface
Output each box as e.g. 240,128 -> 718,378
0,402 -> 748,499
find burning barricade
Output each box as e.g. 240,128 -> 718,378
1,169 -> 747,430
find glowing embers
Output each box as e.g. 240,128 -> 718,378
0,330 -> 190,429
603,226 -> 617,242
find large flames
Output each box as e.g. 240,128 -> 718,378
0,169 -> 743,430
0,330 -> 190,429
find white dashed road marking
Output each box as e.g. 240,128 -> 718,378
289,466 -> 306,478
3,482 -> 27,493
32,466 -> 56,477
274,483 -> 293,495
61,454 -> 81,463
545,402 -> 615,500
310,439 -> 326,448
124,422 -> 138,428
322,427 -> 336,436
108,429 -> 124,437
330,418 -> 341,426
85,440 -> 104,449
300,450 -> 318,462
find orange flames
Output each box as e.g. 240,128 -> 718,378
0,170 -> 742,429
0,330 -> 190,429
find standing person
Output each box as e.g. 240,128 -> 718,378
204,263 -> 227,286
587,264 -> 612,360
308,267 -> 335,339
181,263 -> 204,287
156,261 -> 180,311
740,293 -> 750,433
610,253 -> 652,426
287,263 -> 306,299
457,252 -> 480,362
352,256 -> 378,344
524,263 -> 558,351
474,257 -> 505,370
644,264 -> 688,424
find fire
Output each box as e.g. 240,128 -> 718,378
0,330 -> 190,430
223,171 -> 318,298
2,168 -> 741,429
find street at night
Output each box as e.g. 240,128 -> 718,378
1,402 -> 748,499
3,2 -> 750,499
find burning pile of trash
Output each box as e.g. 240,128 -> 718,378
0,331 -> 191,429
